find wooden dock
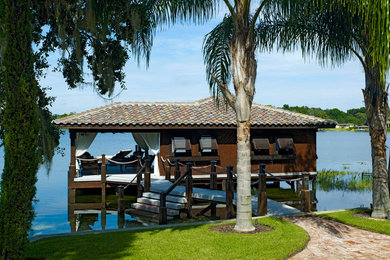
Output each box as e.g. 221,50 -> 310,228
146,179 -> 300,216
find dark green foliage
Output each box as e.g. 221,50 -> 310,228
0,1 -> 40,258
0,0 -> 61,258
51,0 -> 217,97
281,104 -> 368,125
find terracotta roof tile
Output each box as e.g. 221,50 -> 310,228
53,98 -> 336,128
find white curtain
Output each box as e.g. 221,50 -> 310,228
75,132 -> 97,170
132,132 -> 160,177
132,133 -> 148,150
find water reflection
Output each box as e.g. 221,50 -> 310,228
67,194 -> 144,233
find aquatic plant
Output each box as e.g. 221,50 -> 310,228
317,169 -> 372,192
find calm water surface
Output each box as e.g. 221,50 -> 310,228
0,131 -> 386,235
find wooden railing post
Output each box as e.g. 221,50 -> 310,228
136,155 -> 143,198
301,173 -> 311,212
68,165 -> 76,204
117,185 -> 125,229
159,193 -> 167,225
226,165 -> 235,219
144,158 -> 151,192
164,159 -> 171,181
101,154 -> 107,208
210,161 -> 217,217
257,163 -> 267,216
186,162 -> 193,219
174,159 -> 181,180
117,185 -> 125,213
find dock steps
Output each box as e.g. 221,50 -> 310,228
137,197 -> 185,210
142,192 -> 187,204
131,203 -> 180,216
127,190 -> 187,221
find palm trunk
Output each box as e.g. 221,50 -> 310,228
231,32 -> 257,231
363,65 -> 390,218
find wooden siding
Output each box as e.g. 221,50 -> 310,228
159,128 -> 317,176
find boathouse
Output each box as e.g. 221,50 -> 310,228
54,97 -> 335,181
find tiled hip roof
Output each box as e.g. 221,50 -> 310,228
53,97 -> 336,129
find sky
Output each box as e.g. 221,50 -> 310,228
41,12 -> 366,115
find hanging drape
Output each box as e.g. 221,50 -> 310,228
132,132 -> 160,177
75,132 -> 97,170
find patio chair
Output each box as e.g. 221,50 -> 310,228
77,152 -> 99,175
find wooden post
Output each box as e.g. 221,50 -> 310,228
117,185 -> 125,229
101,154 -> 107,208
159,193 -> 167,225
226,165 -> 235,219
301,173 -> 311,212
117,185 -> 125,213
165,162 -> 171,181
312,176 -> 317,211
68,205 -> 76,232
68,131 -> 77,204
136,155 -> 143,198
257,163 -> 267,216
101,207 -> 106,231
144,158 -> 151,192
210,160 -> 217,217
296,179 -> 302,195
186,162 -> 193,219
174,159 -> 181,180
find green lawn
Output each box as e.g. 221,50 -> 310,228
319,209 -> 390,235
27,217 -> 308,260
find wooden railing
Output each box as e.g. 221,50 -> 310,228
159,162 -> 193,224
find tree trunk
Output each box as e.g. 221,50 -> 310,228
363,66 -> 390,219
230,31 -> 257,232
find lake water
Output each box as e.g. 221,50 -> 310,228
0,131 -> 385,235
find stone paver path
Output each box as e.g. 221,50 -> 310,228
286,217 -> 390,260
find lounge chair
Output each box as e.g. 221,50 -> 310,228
77,152 -> 99,175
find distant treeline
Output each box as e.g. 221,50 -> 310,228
52,112 -> 76,120
281,105 -> 368,125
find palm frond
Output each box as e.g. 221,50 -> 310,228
151,0 -> 218,26
256,1 -> 362,68
203,15 -> 234,104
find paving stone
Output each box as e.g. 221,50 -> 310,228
286,217 -> 390,260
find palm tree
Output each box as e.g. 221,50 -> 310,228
203,1 -> 282,232
258,0 -> 390,218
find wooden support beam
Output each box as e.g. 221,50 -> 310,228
144,159 -> 151,192
196,204 -> 213,217
257,163 -> 267,216
185,163 -> 193,219
301,173 -> 311,212
101,154 -> 107,208
136,155 -> 143,198
226,165 -> 235,219
174,159 -> 181,180
210,161 -> 217,217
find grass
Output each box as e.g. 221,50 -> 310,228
27,217 -> 308,260
266,188 -> 300,202
319,209 -> 390,235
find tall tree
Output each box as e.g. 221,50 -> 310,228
258,0 -> 390,217
203,1 -> 279,232
50,0 -> 217,97
0,1 -> 40,258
